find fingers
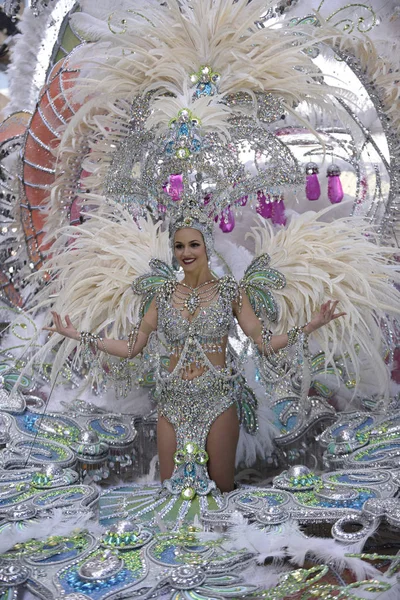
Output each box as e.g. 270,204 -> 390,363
50,311 -> 67,333
320,300 -> 345,323
331,311 -> 347,320
51,311 -> 61,330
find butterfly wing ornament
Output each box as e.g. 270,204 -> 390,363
239,254 -> 286,323
132,259 -> 177,318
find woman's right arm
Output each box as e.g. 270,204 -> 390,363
44,298 -> 158,359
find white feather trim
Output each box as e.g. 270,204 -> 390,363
0,508 -> 96,554
5,3 -> 61,115
236,358 -> 279,467
225,517 -> 380,580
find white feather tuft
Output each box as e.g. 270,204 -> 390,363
0,508 -> 96,554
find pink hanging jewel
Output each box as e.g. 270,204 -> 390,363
169,173 -> 184,200
271,194 -> 286,226
256,191 -> 272,218
305,162 -> 321,201
327,164 -> 344,204
219,205 -> 235,232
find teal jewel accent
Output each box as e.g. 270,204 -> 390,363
239,253 -> 286,322
295,486 -> 375,510
189,64 -> 220,98
164,108 -> 202,160
60,549 -> 145,597
0,363 -> 33,391
164,442 -> 214,499
132,259 -> 176,318
19,412 -> 81,442
31,472 -> 53,487
235,376 -> 258,434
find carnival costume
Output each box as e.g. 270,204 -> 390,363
1,0 -> 400,598
16,0 -> 398,508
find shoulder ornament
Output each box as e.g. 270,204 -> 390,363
239,253 -> 286,322
132,259 -> 176,317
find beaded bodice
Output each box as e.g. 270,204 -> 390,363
159,295 -> 233,344
156,275 -> 238,365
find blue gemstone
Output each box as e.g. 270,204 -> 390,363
191,139 -> 201,152
184,462 -> 196,477
165,141 -> 174,154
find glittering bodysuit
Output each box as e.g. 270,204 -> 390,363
155,276 -> 240,498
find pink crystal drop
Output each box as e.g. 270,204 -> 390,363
236,194 -> 248,207
328,176 -> 344,204
256,191 -> 272,218
219,206 -> 235,232
306,173 -> 321,201
168,174 -> 183,201
271,196 -> 286,225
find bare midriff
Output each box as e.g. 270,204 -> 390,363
167,336 -> 228,380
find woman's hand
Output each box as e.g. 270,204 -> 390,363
304,301 -> 346,334
43,312 -> 80,341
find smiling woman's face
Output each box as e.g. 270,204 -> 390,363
174,228 -> 208,272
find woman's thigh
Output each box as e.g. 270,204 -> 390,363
206,404 -> 239,493
157,415 -> 176,481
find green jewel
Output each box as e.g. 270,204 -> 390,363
185,442 -> 197,455
176,147 -> 190,159
174,450 -> 185,465
181,487 -> 196,500
196,450 -> 208,465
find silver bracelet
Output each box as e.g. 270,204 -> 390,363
127,325 -> 139,359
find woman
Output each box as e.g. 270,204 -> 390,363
46,225 -> 344,494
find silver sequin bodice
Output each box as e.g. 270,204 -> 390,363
158,294 -> 233,345
156,275 -> 238,364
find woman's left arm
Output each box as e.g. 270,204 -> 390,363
233,291 -> 346,353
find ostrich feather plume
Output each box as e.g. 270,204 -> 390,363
247,207 -> 400,399
28,208 -> 171,382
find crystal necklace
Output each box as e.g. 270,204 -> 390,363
173,280 -> 218,315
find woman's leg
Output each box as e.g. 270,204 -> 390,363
157,415 -> 176,481
206,404 -> 239,493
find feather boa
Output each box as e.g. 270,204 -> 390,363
0,508 -> 103,554
5,0 -> 66,115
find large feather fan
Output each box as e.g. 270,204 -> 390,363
30,206 -> 171,381
247,207 -> 400,398
69,0 -> 348,108
44,0 -> 356,236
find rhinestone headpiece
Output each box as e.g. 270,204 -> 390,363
104,61 -> 302,238
169,197 -> 214,258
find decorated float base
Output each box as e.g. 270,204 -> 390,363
0,393 -> 399,600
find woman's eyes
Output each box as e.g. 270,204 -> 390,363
175,243 -> 200,249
